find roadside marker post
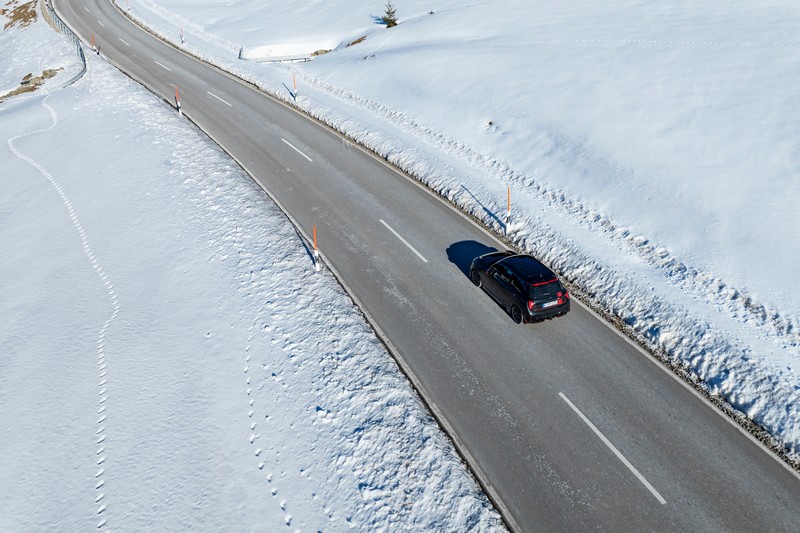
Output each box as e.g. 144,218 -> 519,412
180,26 -> 185,45
313,225 -> 321,271
175,86 -> 182,115
293,73 -> 297,101
506,187 -> 511,234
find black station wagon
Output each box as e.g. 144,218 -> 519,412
470,251 -> 570,323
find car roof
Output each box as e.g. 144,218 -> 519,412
499,254 -> 557,283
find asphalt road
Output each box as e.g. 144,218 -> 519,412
54,1 -> 800,530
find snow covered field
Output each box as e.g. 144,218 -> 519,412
118,0 -> 800,461
0,5 -> 503,531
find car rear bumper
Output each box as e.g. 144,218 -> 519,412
528,301 -> 570,321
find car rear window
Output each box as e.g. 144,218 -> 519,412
528,280 -> 562,300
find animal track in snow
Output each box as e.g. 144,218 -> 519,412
8,94 -> 120,529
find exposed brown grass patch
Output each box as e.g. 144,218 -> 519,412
0,68 -> 60,102
347,35 -> 367,47
1,0 -> 38,31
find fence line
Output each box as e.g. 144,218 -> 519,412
43,0 -> 87,88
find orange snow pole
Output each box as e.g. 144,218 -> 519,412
505,187 -> 511,234
91,33 -> 95,49
175,86 -> 182,114
313,225 -> 317,250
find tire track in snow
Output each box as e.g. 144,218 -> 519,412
7,94 -> 120,530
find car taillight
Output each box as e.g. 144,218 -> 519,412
557,291 -> 569,305
527,300 -> 535,311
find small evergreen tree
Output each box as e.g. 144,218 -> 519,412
382,1 -> 398,28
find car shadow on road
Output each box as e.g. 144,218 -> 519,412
446,240 -> 498,278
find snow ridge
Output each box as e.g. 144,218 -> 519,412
7,94 -> 120,529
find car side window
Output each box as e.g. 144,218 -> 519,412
495,264 -> 509,281
510,273 -> 524,293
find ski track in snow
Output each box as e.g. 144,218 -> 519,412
7,94 -> 119,530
